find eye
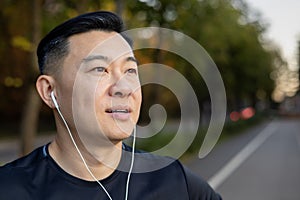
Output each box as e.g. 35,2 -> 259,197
93,67 -> 106,73
127,68 -> 137,74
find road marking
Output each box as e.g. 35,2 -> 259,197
208,121 -> 277,190
295,132 -> 300,151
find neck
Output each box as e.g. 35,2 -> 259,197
48,127 -> 123,181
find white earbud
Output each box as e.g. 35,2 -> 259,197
50,91 -> 59,109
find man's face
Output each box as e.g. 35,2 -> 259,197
56,31 -> 142,144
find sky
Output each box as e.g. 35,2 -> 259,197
246,0 -> 300,71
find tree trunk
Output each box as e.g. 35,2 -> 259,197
298,40 -> 300,82
20,0 -> 42,155
115,0 -> 124,17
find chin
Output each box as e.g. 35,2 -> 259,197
104,125 -> 133,140
97,116 -> 137,142
107,133 -> 132,144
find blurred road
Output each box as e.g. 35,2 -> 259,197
185,118 -> 300,200
0,134 -> 54,164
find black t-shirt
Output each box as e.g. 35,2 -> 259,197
0,144 -> 222,200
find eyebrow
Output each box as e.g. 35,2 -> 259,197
82,55 -> 138,64
82,55 -> 109,63
126,56 -> 138,64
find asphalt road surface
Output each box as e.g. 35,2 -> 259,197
185,118 -> 300,200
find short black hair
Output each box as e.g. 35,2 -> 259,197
37,11 -> 127,75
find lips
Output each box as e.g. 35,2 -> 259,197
105,109 -> 130,113
105,107 -> 131,121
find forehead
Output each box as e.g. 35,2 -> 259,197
68,31 -> 133,61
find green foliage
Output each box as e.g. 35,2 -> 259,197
125,0 -> 276,113
0,0 -> 281,127
11,36 -> 33,52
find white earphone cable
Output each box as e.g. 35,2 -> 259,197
55,103 -> 135,200
125,126 -> 136,200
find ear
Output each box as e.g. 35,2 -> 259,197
36,75 -> 57,109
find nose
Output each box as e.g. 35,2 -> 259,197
109,77 -> 132,98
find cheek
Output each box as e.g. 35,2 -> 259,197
136,89 -> 142,107
73,75 -> 100,121
94,84 -> 108,112
74,82 -> 96,109
133,89 -> 142,117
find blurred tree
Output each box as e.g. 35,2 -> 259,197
125,0 -> 275,116
20,0 -> 42,155
115,0 -> 125,17
298,40 -> 300,80
0,1 -> 33,129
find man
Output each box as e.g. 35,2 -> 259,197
0,11 -> 222,199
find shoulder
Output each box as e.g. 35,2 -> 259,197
0,145 -> 46,172
124,144 -> 178,173
125,145 -> 222,199
0,146 -> 47,191
180,164 -> 223,200
155,159 -> 222,199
